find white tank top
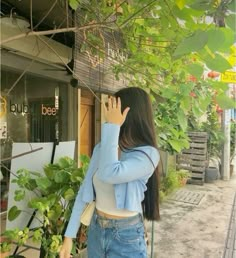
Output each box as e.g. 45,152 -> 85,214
93,172 -> 138,217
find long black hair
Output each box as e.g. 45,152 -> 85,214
114,87 -> 160,221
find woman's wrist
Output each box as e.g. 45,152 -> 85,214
64,236 -> 73,242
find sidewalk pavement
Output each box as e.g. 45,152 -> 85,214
146,165 -> 236,258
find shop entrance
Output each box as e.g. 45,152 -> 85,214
80,91 -> 95,157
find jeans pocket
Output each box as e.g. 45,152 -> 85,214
115,223 -> 145,244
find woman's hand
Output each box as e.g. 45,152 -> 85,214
59,237 -> 73,258
103,97 -> 130,126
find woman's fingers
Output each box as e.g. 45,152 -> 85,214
112,97 -> 116,108
122,107 -> 130,120
117,97 -> 121,110
102,97 -> 129,125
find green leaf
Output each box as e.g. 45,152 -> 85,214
204,54 -> 232,73
58,157 -> 73,169
186,63 -> 204,79
71,169 -> 83,183
80,154 -> 90,164
44,165 -> 56,179
198,95 -> 211,113
192,101 -> 203,117
173,30 -> 208,57
69,0 -> 80,10
14,189 -> 25,201
225,14 -> 236,31
28,198 -> 46,211
210,81 -> 229,91
204,53 -> 232,72
177,109 -> 188,131
190,0 -> 212,10
26,179 -> 37,191
35,177 -> 52,191
180,97 -> 191,112
169,139 -> 183,153
32,228 -> 43,242
63,188 -> 75,201
228,0 -> 236,12
54,171 -> 70,183
47,204 -> 62,221
8,206 -> 21,221
219,28 -> 235,52
176,0 -> 185,9
216,94 -> 236,109
207,29 -> 225,52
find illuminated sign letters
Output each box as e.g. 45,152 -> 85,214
41,104 -> 57,116
10,100 -> 29,114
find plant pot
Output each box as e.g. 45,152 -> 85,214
205,167 -> 219,183
1,251 -> 10,258
179,177 -> 188,186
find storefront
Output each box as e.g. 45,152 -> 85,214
0,8 -> 127,219
0,67 -> 80,212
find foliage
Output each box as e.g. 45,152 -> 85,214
65,0 -> 235,154
0,237 -> 11,254
176,169 -> 191,180
160,167 -> 191,202
3,155 -> 90,258
189,105 -> 225,159
160,167 -> 180,201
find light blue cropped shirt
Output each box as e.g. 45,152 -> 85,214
65,123 -> 160,238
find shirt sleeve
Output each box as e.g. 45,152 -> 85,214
96,123 -> 160,184
64,144 -> 99,238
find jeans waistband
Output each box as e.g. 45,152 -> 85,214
94,211 -> 142,229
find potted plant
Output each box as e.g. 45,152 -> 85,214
159,167 -> 180,202
2,155 -> 90,258
176,169 -> 191,186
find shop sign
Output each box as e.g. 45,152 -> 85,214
220,71 -> 236,83
10,100 -> 29,114
41,104 -> 57,116
1,96 -> 57,116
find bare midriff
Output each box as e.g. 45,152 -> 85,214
96,209 -> 132,219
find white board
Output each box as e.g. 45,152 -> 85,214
6,141 -> 75,230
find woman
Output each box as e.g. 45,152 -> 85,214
60,87 -> 160,258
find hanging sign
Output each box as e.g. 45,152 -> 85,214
220,71 -> 236,83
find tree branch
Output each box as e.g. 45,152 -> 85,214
0,23 -> 114,45
120,0 -> 157,28
1,147 -> 43,162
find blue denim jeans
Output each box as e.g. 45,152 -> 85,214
87,211 -> 147,258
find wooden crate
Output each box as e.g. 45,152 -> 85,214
177,132 -> 208,185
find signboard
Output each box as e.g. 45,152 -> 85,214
220,71 -> 236,83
